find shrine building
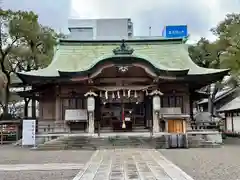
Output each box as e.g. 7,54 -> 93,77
16,38 -> 229,135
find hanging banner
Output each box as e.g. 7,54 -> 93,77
22,119 -> 36,146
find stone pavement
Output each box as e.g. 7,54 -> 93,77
0,163 -> 84,171
73,149 -> 194,180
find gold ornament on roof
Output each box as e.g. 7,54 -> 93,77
112,39 -> 134,55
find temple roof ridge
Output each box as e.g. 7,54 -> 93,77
16,39 -> 229,85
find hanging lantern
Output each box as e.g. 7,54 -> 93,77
123,90 -> 126,97
122,109 -> 126,129
134,90 -> 137,98
117,91 -> 120,99
128,90 -> 131,98
99,91 -> 102,97
122,121 -> 126,129
112,92 -> 115,99
105,91 -> 108,99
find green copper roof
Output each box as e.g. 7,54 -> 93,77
17,39 -> 228,78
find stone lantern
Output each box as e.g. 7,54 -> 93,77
84,91 -> 98,134
149,90 -> 163,133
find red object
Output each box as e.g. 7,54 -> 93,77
122,109 -> 125,122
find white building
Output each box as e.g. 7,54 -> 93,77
67,18 -> 134,40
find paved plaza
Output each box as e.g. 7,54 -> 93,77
0,145 -> 93,180
2,141 -> 240,180
160,138 -> 240,180
73,149 -> 193,180
0,145 -> 193,180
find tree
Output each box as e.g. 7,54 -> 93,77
0,9 -> 58,118
211,14 -> 240,74
189,39 -> 222,114
188,38 -> 214,68
189,13 -> 240,115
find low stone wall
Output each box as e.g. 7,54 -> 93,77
187,131 -> 222,148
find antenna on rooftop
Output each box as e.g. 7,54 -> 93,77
149,26 -> 152,36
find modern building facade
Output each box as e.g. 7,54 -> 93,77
67,18 -> 133,40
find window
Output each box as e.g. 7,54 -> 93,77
61,98 -> 86,119
161,95 -> 183,111
69,27 -> 93,33
63,98 -> 85,109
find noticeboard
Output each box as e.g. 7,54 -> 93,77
22,119 -> 36,146
65,109 -> 88,121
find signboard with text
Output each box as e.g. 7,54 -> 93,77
162,25 -> 188,38
65,109 -> 88,121
22,119 -> 36,146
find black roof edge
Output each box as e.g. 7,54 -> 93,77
214,87 -> 238,102
59,38 -> 184,44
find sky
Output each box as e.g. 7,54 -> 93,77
2,0 -> 240,43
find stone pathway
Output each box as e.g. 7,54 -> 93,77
0,163 -> 84,171
73,149 -> 194,180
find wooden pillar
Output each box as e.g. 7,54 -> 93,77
54,85 -> 64,132
165,120 -> 168,132
231,112 -> 234,132
0,125 -> 3,145
95,96 -> 101,136
31,98 -> 36,118
145,96 -> 152,128
189,92 -> 194,121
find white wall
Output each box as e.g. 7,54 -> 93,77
226,113 -> 240,132
233,116 -> 240,132
226,117 -> 232,131
96,19 -> 130,40
67,18 -> 133,40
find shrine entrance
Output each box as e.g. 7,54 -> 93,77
89,57 -> 157,132
100,101 -> 146,132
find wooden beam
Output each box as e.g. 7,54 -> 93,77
95,77 -> 151,83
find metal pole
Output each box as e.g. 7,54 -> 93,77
98,120 -> 100,137
149,26 -> 152,36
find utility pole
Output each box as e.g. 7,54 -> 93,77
149,26 -> 151,36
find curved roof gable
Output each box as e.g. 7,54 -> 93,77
17,38 -> 228,79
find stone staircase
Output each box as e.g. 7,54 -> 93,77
34,135 -> 169,150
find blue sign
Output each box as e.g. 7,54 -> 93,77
162,25 -> 188,38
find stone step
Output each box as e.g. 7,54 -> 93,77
34,135 -> 172,150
